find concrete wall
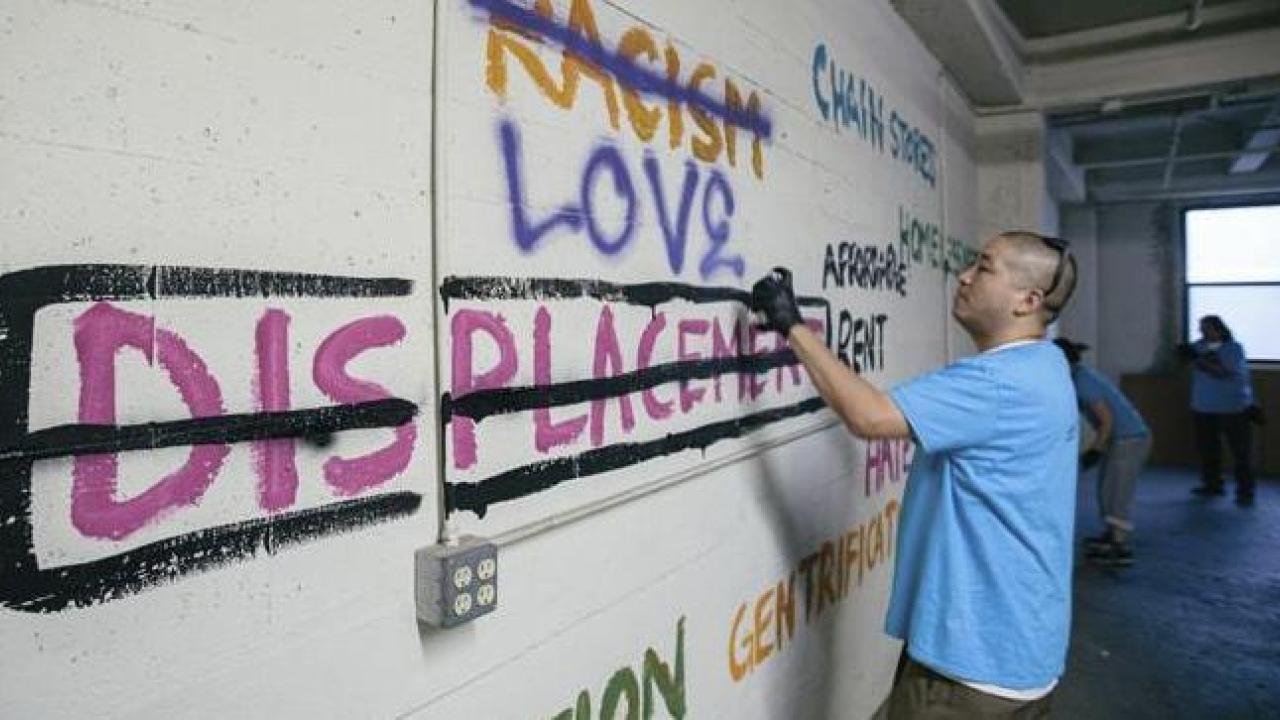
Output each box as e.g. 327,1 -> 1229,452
974,110 -> 1059,241
1091,202 -> 1176,380
0,1 -> 984,718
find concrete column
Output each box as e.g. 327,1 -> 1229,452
975,110 -> 1058,239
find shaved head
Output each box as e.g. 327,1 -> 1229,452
951,231 -> 1079,348
997,231 -> 1077,320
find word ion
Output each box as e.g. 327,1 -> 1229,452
549,617 -> 686,720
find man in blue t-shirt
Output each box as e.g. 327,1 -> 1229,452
753,231 -> 1078,718
1054,338 -> 1152,566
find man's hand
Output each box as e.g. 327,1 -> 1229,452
1080,448 -> 1103,470
751,267 -> 803,335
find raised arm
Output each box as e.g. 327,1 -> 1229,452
786,324 -> 910,439
752,268 -> 909,440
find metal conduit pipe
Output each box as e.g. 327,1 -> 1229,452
1186,0 -> 1205,31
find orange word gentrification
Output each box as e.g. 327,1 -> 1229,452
727,498 -> 901,682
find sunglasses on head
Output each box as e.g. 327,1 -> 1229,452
1039,235 -> 1068,300
1033,235 -> 1075,321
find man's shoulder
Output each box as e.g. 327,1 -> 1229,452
979,341 -> 1064,371
928,343 -> 1065,389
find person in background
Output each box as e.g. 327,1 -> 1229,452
1054,338 -> 1152,566
753,231 -> 1077,719
1182,315 -> 1256,506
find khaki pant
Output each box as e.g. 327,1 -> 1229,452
1098,434 -> 1152,532
878,655 -> 1054,719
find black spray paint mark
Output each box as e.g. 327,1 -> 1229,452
2,398 -> 417,463
8,492 -> 422,613
447,397 -> 826,517
441,275 -> 829,425
440,274 -> 829,312
469,0 -> 772,139
441,275 -> 832,517
0,264 -> 418,612
442,351 -> 799,423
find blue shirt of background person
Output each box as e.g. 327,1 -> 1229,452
1190,339 -> 1252,413
886,340 -> 1078,689
1073,364 -> 1150,439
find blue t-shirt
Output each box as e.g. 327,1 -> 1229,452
1072,365 -> 1150,439
1191,340 -> 1253,413
886,340 -> 1078,689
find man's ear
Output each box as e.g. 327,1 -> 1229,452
1012,288 -> 1044,318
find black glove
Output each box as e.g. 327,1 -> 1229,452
1080,448 -> 1103,470
751,267 -> 803,335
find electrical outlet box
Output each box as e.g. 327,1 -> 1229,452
415,536 -> 498,628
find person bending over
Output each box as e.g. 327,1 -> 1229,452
1054,338 -> 1151,566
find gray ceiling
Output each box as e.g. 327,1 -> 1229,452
1051,89 -> 1280,202
893,0 -> 1280,202
996,0 -> 1240,38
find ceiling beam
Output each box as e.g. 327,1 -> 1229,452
888,0 -> 1025,106
1075,127 -> 1245,166
1088,165 -> 1280,203
1054,95 -> 1275,133
1026,26 -> 1280,111
1018,0 -> 1278,62
1081,145 -> 1280,170
1230,100 -> 1280,174
1047,128 -> 1086,203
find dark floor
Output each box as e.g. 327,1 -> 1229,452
1055,466 -> 1280,719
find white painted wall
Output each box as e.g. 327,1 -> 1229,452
0,1 -> 987,718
